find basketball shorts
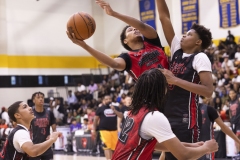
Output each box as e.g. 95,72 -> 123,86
99,130 -> 118,151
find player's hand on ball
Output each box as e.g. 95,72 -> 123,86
96,0 -> 115,16
66,31 -> 86,47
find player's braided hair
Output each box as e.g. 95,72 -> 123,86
191,23 -> 212,51
120,25 -> 133,51
130,68 -> 167,115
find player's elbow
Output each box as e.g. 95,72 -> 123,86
111,60 -> 126,71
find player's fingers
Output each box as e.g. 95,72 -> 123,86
66,31 -> 74,39
158,68 -> 164,72
96,0 -> 108,6
71,32 -> 76,39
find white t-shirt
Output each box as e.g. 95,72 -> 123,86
170,36 -> 212,73
1,111 -> 10,124
221,60 -> 235,71
77,85 -> 86,92
232,75 -> 240,83
13,124 -> 32,153
235,52 -> 240,61
140,111 -> 176,143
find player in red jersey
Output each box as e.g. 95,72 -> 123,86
67,0 -> 168,80
112,68 -> 218,160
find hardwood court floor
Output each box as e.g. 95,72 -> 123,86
54,154 -> 105,160
53,153 -> 231,160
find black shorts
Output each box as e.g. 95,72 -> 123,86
28,154 -> 53,160
28,149 -> 53,160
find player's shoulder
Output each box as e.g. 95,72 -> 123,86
194,52 -> 211,64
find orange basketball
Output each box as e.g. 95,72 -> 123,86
67,12 -> 96,40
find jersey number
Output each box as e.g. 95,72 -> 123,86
119,117 -> 134,144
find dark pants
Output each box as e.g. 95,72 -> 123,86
165,123 -> 200,160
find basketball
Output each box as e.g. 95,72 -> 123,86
67,12 -> 96,40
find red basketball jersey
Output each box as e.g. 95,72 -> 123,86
127,41 -> 169,80
112,107 -> 157,160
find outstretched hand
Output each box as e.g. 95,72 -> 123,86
66,31 -> 86,48
95,0 -> 115,16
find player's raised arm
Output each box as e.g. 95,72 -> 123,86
66,31 -> 126,71
155,0 -> 175,47
95,0 -> 157,39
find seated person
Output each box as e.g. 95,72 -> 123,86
70,118 -> 81,134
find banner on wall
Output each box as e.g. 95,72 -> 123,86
218,0 -> 239,28
180,0 -> 199,34
139,0 -> 156,30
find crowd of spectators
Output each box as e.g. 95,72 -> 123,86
203,32 -> 240,121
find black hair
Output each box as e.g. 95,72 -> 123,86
120,25 -> 132,51
130,68 -> 167,115
8,101 -> 23,122
83,118 -> 89,122
31,91 -> 44,101
71,118 -> 77,123
191,23 -> 212,51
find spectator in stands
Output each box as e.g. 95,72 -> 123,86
79,98 -> 88,114
70,118 -> 81,133
66,112 -> 73,125
48,97 -> 55,111
52,98 -> 65,125
213,96 -> 222,112
221,53 -> 235,75
110,70 -> 120,88
234,46 -> 240,67
67,90 -> 78,111
88,80 -> 98,95
81,90 -> 93,101
101,75 -> 109,85
1,107 -> 10,125
77,82 -> 86,93
72,110 -> 80,124
82,118 -> 91,133
218,40 -> 227,55
226,38 -> 237,60
212,57 -> 222,74
0,119 -> 8,129
226,30 -> 235,44
86,106 -> 95,124
98,85 -> 109,99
